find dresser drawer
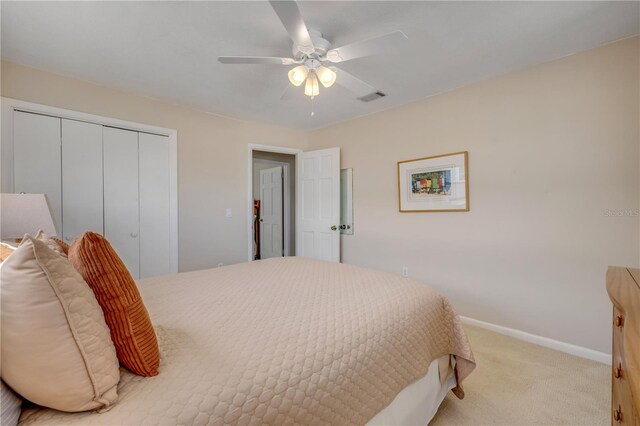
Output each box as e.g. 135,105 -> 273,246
607,267 -> 640,426
613,307 -> 627,368
612,357 -> 635,424
611,306 -> 638,425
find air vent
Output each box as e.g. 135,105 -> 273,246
357,91 -> 387,102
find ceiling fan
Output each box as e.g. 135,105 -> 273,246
218,0 -> 408,100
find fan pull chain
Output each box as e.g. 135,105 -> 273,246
310,96 -> 315,117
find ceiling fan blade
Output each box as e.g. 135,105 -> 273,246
218,56 -> 297,65
333,67 -> 377,98
326,31 -> 408,63
268,0 -> 315,54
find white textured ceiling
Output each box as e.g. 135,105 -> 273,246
2,1 -> 638,130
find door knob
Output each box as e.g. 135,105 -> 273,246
339,225 -> 346,230
130,232 -> 138,238
330,225 -> 337,231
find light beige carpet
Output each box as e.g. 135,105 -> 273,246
430,325 -> 610,425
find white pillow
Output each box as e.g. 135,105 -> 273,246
1,381 -> 22,426
0,235 -> 120,412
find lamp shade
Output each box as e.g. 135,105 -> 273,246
287,65 -> 308,87
1,193 -> 58,239
316,66 -> 336,88
304,72 -> 320,97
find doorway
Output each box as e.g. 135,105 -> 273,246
247,144 -> 341,263
251,149 -> 296,260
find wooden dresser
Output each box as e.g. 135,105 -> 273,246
607,267 -> 640,425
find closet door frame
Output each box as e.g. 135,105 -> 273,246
1,97 -> 179,274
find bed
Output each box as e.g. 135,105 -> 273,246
18,257 -> 475,425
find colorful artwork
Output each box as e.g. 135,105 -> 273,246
410,169 -> 452,196
397,151 -> 469,212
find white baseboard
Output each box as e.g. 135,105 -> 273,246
460,316 -> 611,365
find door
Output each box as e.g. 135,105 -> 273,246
13,111 -> 62,234
296,148 -> 340,262
61,119 -> 104,243
139,133 -> 171,277
260,166 -> 283,259
103,127 -> 140,278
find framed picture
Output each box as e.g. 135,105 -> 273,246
397,151 -> 469,212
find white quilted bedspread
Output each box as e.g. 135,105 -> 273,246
19,257 -> 475,425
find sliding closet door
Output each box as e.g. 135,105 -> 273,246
13,111 -> 62,234
139,133 -> 171,278
61,120 -> 104,243
103,127 -> 140,278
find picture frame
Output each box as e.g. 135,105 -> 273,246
397,151 -> 469,212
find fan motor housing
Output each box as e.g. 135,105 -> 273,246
293,29 -> 331,59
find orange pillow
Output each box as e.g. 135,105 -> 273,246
51,236 -> 70,255
68,232 -> 160,377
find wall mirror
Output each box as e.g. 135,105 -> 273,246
340,168 -> 354,235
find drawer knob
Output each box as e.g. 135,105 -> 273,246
613,406 -> 622,422
614,315 -> 624,328
614,364 -> 623,379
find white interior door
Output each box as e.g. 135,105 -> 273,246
61,119 -> 103,243
103,127 -> 140,278
260,166 -> 283,259
296,148 -> 340,262
139,132 -> 171,277
13,111 -> 62,235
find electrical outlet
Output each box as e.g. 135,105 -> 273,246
217,262 -> 224,267
225,208 -> 232,218
402,266 -> 409,277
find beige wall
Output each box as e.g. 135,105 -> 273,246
308,37 -> 640,353
2,37 -> 637,353
1,61 -> 308,271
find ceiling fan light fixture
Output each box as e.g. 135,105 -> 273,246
304,72 -> 320,97
317,66 -> 336,88
288,65 -> 308,87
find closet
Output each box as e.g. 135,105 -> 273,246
11,110 -> 173,279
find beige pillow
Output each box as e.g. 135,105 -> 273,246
0,235 -> 120,412
34,229 -> 67,257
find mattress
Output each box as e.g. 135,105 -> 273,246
19,257 -> 475,425
368,356 -> 457,425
